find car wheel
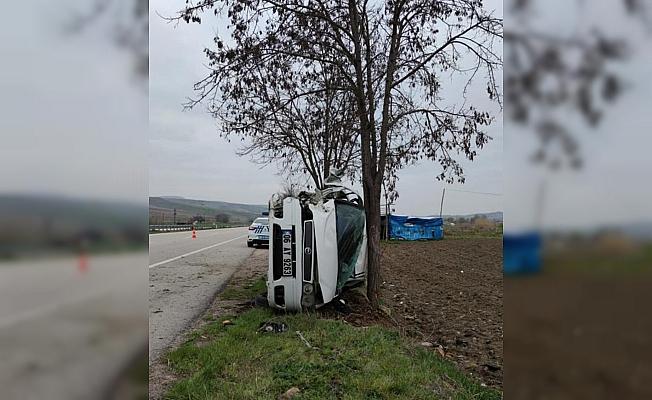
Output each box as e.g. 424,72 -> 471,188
247,242 -> 253,248
254,294 -> 268,307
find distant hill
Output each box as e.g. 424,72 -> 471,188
0,194 -> 146,229
617,221 -> 652,240
0,194 -> 147,258
149,196 -> 266,225
441,211 -> 503,222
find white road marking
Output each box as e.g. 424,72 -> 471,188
148,234 -> 248,269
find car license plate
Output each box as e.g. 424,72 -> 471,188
281,229 -> 293,276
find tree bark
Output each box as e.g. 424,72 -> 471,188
364,178 -> 382,308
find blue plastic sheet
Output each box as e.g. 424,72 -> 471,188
389,215 -> 443,240
503,232 -> 542,275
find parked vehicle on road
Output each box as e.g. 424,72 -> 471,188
267,171 -> 367,311
247,217 -> 269,247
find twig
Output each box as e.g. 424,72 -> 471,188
295,331 -> 317,349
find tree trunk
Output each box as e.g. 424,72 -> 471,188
365,179 -> 382,308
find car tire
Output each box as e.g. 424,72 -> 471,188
247,242 -> 253,248
254,294 -> 268,307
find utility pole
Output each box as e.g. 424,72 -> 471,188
385,202 -> 392,240
439,188 -> 446,219
535,179 -> 546,230
173,208 -> 177,225
383,183 -> 389,240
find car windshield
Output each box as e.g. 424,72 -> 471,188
253,218 -> 268,225
335,202 -> 365,289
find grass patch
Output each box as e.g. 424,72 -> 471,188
382,229 -> 503,243
545,243 -> 652,275
165,308 -> 500,400
443,224 -> 503,239
446,233 -> 503,240
220,276 -> 267,301
444,231 -> 503,240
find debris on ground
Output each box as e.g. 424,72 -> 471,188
332,298 -> 352,314
278,387 -> 300,399
222,320 -> 234,326
296,330 -> 317,349
258,321 -> 288,333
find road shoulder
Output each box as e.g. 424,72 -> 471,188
149,249 -> 268,400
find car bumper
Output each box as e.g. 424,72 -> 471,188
248,237 -> 269,245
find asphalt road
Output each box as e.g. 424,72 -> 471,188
0,252 -> 148,400
149,227 -> 253,363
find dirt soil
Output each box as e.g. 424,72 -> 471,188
505,271 -> 652,399
381,239 -> 502,387
322,239 -> 503,388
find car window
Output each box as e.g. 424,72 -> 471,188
253,218 -> 268,225
335,202 -> 365,289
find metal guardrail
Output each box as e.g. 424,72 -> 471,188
149,224 -> 193,232
149,224 -> 245,233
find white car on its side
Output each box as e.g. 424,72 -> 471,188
247,217 -> 269,247
267,171 -> 367,311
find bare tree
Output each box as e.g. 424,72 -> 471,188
505,0 -> 650,169
175,0 -> 502,306
65,0 -> 148,77
187,54 -> 361,189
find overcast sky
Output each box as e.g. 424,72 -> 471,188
149,1 -> 504,216
1,0 -> 148,205
6,1 -> 647,228
504,0 -> 652,231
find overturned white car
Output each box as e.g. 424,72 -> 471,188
267,175 -> 367,311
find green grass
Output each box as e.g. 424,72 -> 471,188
545,243 -> 652,275
165,308 -> 500,400
382,227 -> 503,243
445,233 -> 503,240
444,230 -> 503,240
220,276 -> 267,300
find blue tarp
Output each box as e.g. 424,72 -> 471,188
389,215 -> 443,240
503,232 -> 542,275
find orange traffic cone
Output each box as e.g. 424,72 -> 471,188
78,252 -> 88,274
192,228 -> 197,239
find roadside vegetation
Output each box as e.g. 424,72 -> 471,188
156,238 -> 503,400
442,219 -> 503,240
165,307 -> 500,400
544,239 -> 652,275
